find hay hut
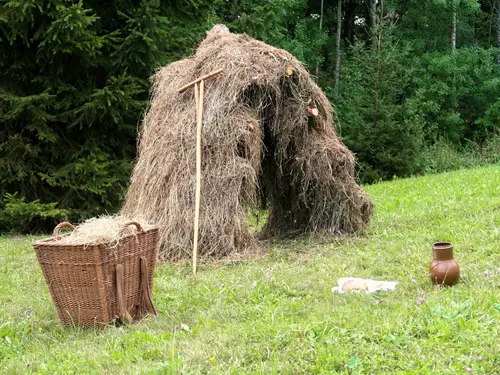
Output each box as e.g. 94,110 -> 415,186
122,25 -> 373,261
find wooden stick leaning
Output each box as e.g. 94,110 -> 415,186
177,69 -> 222,276
195,81 -> 200,117
192,80 -> 204,276
178,68 -> 223,93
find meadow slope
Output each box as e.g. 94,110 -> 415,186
1,165 -> 499,374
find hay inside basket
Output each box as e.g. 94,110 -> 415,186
53,215 -> 155,247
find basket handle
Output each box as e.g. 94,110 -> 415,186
116,264 -> 133,324
123,221 -> 144,233
140,256 -> 157,316
52,222 -> 75,237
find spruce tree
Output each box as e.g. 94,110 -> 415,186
0,0 -> 215,232
336,29 -> 424,182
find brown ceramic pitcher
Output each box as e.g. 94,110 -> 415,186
429,242 -> 460,286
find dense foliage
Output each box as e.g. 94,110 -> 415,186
0,0 -> 216,231
1,0 -> 499,232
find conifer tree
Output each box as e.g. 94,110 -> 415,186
336,28 -> 424,182
0,0 -> 215,232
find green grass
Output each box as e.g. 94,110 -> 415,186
1,165 -> 500,374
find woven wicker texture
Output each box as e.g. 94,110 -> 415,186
33,222 -> 158,328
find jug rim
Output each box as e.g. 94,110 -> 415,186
433,242 -> 453,250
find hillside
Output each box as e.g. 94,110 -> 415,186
1,165 -> 499,374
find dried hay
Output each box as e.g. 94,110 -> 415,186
122,25 -> 373,261
54,215 -> 155,247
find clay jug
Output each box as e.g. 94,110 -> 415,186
429,242 -> 460,286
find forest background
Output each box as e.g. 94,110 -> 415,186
1,0 -> 499,232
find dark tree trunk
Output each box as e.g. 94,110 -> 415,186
369,0 -> 377,36
343,0 -> 357,45
334,0 -> 342,91
496,0 -> 500,63
488,0 -> 495,47
315,0 -> 324,81
451,0 -> 457,51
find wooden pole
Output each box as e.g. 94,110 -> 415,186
192,80 -> 204,276
177,70 -> 222,276
178,68 -> 223,93
195,82 -> 200,112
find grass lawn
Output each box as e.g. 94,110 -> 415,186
1,165 -> 499,374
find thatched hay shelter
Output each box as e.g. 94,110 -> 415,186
122,25 -> 373,261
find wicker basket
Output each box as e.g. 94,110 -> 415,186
33,221 -> 158,328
